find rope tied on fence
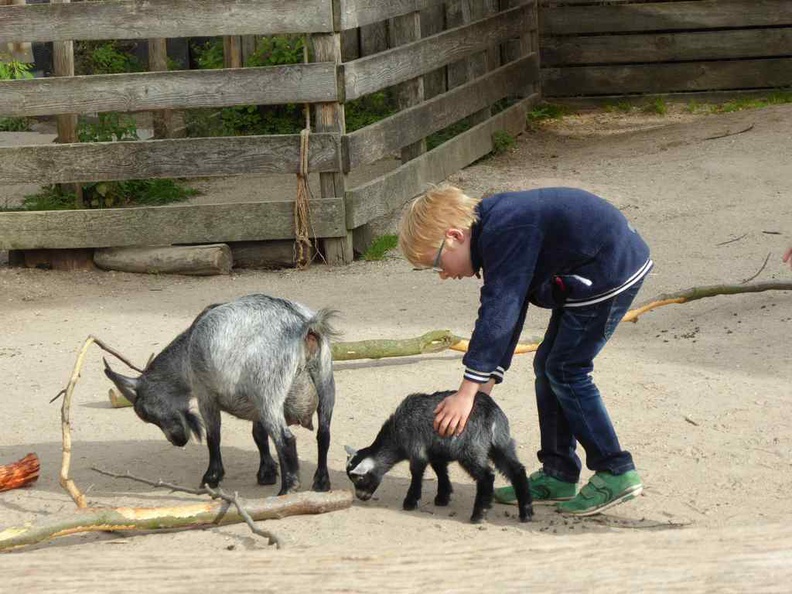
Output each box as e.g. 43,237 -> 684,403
293,41 -> 314,270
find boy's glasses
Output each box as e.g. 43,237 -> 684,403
432,240 -> 445,273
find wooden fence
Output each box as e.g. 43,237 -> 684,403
0,0 -> 540,264
540,0 -> 792,100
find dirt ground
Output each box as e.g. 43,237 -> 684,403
1,104 -> 791,591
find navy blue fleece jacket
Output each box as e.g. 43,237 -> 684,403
462,188 -> 652,385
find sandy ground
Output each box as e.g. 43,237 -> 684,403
1,104 -> 791,591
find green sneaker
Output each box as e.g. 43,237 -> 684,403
556,470 -> 643,516
494,470 -> 577,505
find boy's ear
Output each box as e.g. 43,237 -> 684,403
446,228 -> 467,243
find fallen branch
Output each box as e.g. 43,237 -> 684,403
702,123 -> 754,141
0,489 -> 353,552
622,281 -> 792,323
0,453 -> 40,492
740,253 -> 771,284
92,467 -> 284,547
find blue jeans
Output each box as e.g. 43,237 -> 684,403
533,280 -> 644,483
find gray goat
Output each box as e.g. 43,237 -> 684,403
345,391 -> 533,523
104,294 -> 337,495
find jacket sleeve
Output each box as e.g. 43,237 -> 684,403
462,224 -> 542,384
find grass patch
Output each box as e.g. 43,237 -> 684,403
643,97 -> 668,115
492,130 -> 516,154
708,91 -> 792,114
527,103 -> 567,122
362,234 -> 399,261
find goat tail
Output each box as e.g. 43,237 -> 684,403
305,308 -> 341,342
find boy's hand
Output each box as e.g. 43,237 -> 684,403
434,380 -> 484,437
783,247 -> 792,269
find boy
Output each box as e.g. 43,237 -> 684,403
398,185 -> 652,516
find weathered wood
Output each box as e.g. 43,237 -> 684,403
542,27 -> 792,66
552,89 -> 792,108
51,0 -> 81,208
228,240 -> 309,269
16,248 -> 95,271
543,57 -> 792,97
0,64 -> 338,118
346,54 -> 538,168
0,199 -> 346,250
0,0 -> 334,44
445,1 -> 473,91
93,244 -> 233,276
541,0 -> 792,36
344,3 -> 535,99
346,94 -> 537,228
0,490 -> 354,552
339,0 -> 446,30
360,21 -> 388,56
148,38 -> 185,139
389,11 -> 426,163
311,32 -> 353,264
0,134 -> 341,185
419,3 -> 447,100
223,35 -> 243,69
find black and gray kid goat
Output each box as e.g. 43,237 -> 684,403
346,391 -> 533,523
104,294 -> 337,495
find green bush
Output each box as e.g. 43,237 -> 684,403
74,40 -> 142,75
492,130 -> 516,155
0,57 -> 33,131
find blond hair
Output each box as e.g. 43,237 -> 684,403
398,184 -> 480,267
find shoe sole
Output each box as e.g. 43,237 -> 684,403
558,484 -> 643,517
494,495 -> 575,506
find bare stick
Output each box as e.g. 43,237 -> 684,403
740,252 -> 771,284
716,233 -> 747,246
703,124 -> 754,141
0,488 -> 353,552
92,467 -> 282,547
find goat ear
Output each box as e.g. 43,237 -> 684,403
103,358 -> 139,404
344,445 -> 357,458
349,457 -> 376,476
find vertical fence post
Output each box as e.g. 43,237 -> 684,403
223,36 -> 243,69
148,39 -> 184,138
311,31 -> 353,265
51,0 -> 82,207
390,11 -> 425,163
500,0 -> 535,97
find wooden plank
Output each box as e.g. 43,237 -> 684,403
344,2 -> 535,99
0,199 -> 346,250
0,64 -> 338,118
0,134 -> 341,184
0,0 -> 334,44
542,27 -> 792,66
552,88 -> 792,108
346,94 -> 537,228
542,1 -> 792,36
339,0 -> 446,30
419,3 -> 446,100
346,54 -> 538,168
311,32 -> 353,264
542,58 -> 792,97
389,10 -> 426,163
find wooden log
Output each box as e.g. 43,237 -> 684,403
228,240 -> 311,269
93,244 -> 233,276
0,490 -> 353,552
0,0 -> 334,44
0,453 -> 40,492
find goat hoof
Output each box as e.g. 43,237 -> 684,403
519,505 -> 534,523
257,466 -> 278,486
311,471 -> 331,492
434,494 -> 451,506
402,498 -> 419,511
470,512 -> 487,524
201,472 -> 223,489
